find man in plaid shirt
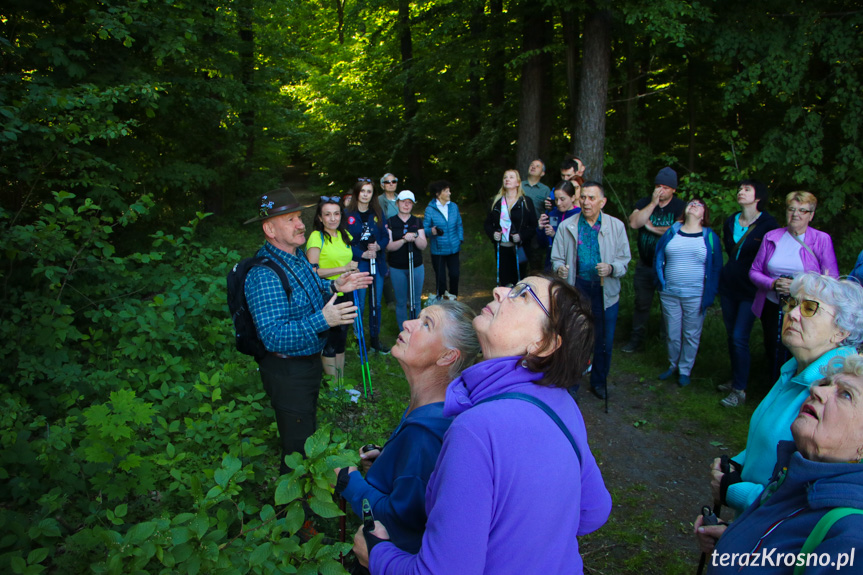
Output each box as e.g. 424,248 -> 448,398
244,189 -> 371,473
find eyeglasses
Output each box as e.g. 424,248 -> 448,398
782,297 -> 835,318
383,179 -> 398,185
688,201 -> 704,208
508,283 -> 550,317
786,207 -> 813,214
357,177 -> 372,183
320,195 -> 341,203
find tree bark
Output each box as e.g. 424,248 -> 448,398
335,0 -> 346,44
687,54 -> 697,173
574,8 -> 611,183
560,8 -> 579,154
515,8 -> 550,177
397,0 -> 422,186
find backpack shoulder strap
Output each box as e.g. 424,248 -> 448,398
793,508 -> 863,575
475,392 -> 581,468
254,258 -> 292,297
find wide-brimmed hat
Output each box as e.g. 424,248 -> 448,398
243,188 -> 309,224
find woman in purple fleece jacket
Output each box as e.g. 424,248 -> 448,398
353,275 -> 612,574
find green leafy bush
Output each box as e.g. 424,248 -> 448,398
0,195 -> 357,573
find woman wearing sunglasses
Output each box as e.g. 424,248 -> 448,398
709,272 -> 863,516
749,191 -> 839,382
306,196 -> 358,381
353,276 -> 611,575
653,198 -> 723,387
378,174 -> 400,219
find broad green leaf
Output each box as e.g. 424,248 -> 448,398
249,541 -> 272,567
308,495 -> 343,519
274,477 -> 301,506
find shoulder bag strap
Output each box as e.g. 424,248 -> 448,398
789,231 -> 822,272
794,508 -> 863,575
476,392 -> 582,468
732,225 -> 755,259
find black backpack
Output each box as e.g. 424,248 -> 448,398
227,257 -> 292,361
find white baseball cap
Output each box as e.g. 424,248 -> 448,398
397,190 -> 416,202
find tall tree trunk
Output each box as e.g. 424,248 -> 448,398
560,8 -> 579,154
620,35 -> 638,167
538,15 -> 554,165
487,0 -> 506,172
515,8 -> 549,178
487,0 -> 505,111
335,0 -> 346,44
687,54 -> 697,173
574,8 -> 611,183
397,0 -> 422,186
467,1 -> 485,202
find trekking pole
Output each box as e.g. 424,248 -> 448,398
601,273 -> 608,414
353,291 -> 372,397
369,252 -> 378,349
338,497 -> 347,563
496,241 -> 500,286
515,243 -> 521,282
696,505 -> 720,575
407,245 -> 417,321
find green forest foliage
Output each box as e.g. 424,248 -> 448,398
1,0 -> 862,572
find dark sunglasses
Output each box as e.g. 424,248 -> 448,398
383,179 -> 398,184
320,195 -> 341,203
782,297 -> 834,318
357,177 -> 372,183
509,282 -> 550,317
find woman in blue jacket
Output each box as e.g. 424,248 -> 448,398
334,301 -> 480,554
343,179 -> 390,353
423,180 -> 464,300
654,198 -> 723,386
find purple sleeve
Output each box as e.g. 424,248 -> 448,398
748,232 -> 776,291
370,423 -> 493,575
814,230 -> 839,277
578,454 -> 612,535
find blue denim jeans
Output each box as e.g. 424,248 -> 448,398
720,295 -> 757,391
576,278 -> 619,391
390,264 -> 425,332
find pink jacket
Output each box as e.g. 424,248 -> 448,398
749,226 -> 838,317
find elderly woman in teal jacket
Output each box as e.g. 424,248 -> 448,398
709,273 -> 863,515
423,180 -> 464,300
654,198 -> 723,386
696,354 -> 863,574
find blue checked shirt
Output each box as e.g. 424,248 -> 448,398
244,242 -> 333,356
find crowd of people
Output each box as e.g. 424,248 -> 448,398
236,156 -> 863,573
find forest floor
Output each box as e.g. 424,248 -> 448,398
282,165 -> 756,574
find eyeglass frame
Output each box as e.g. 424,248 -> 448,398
508,282 -> 550,317
786,207 -> 813,214
782,296 -> 835,318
